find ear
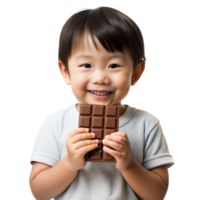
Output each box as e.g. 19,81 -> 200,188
131,62 -> 145,86
58,61 -> 71,85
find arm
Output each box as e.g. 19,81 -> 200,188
30,155 -> 78,200
120,157 -> 168,200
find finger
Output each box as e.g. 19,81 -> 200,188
103,140 -> 125,152
71,132 -> 96,144
103,146 -> 121,158
110,132 -> 127,138
104,134 -> 128,146
69,128 -> 90,138
74,139 -> 99,150
77,143 -> 99,157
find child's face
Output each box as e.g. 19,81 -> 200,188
59,34 -> 140,110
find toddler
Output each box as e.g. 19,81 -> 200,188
30,7 -> 174,200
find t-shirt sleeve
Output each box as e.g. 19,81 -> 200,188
30,115 -> 60,166
143,121 -> 174,170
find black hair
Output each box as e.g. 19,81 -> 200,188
58,7 -> 145,73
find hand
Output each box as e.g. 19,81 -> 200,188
66,128 -> 99,171
102,132 -> 133,171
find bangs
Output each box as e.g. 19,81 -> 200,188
71,8 -> 132,53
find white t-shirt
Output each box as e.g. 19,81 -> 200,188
30,104 -> 174,200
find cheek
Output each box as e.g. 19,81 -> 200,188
70,74 -> 88,97
114,73 -> 132,89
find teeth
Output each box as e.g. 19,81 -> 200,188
90,91 -> 110,96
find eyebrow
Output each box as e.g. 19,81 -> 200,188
75,54 -> 125,60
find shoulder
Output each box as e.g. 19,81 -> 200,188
47,105 -> 73,119
44,104 -> 75,124
39,105 -> 77,134
122,105 -> 163,140
125,105 -> 160,128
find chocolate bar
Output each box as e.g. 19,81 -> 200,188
78,104 -> 119,162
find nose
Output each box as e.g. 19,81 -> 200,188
90,71 -> 110,85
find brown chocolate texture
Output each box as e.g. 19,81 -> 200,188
78,104 -> 119,162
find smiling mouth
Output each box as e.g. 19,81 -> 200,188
88,90 -> 112,96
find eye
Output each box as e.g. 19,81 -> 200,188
109,64 -> 120,69
81,63 -> 92,68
